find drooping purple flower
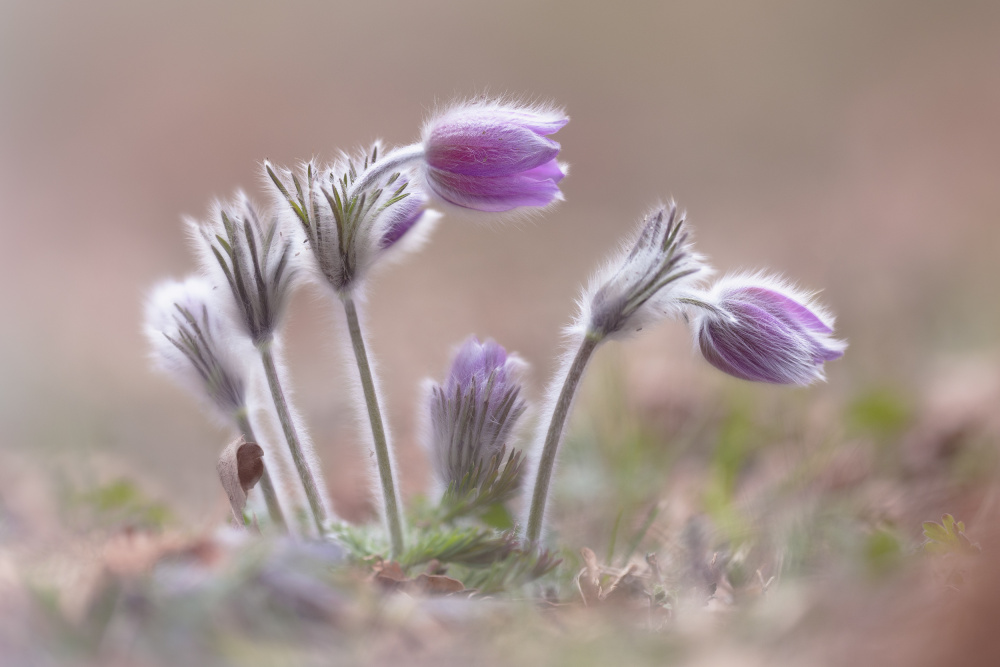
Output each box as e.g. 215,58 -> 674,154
427,337 -> 528,489
420,101 -> 569,212
691,274 -> 846,385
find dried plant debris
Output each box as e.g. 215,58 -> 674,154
217,437 -> 265,527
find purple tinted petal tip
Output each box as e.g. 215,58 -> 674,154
447,337 -> 511,392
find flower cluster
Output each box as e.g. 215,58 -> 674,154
147,94 -> 847,560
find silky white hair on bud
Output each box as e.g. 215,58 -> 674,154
186,191 -> 299,345
265,144 -> 439,298
421,337 -> 530,500
144,276 -> 252,422
577,202 -> 710,342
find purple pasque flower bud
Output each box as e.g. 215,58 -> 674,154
690,273 -> 847,385
584,203 -> 708,341
144,276 -> 249,419
427,337 -> 528,490
266,142 -> 439,295
420,100 -> 569,212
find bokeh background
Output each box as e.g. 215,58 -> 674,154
2,0 -> 999,540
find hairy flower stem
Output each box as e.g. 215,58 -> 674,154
350,143 -> 424,195
258,341 -> 327,536
234,409 -> 288,532
524,332 -> 602,546
342,296 -> 404,557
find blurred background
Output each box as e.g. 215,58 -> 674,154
1,0 -> 999,540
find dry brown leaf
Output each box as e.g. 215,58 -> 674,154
370,561 -> 466,595
373,560 -> 408,589
217,437 -> 265,526
407,573 -> 466,596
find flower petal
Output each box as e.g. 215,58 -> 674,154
426,167 -> 563,212
426,120 -> 560,177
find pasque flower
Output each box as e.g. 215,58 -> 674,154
523,203 -> 708,545
187,192 -> 296,345
419,100 -> 569,212
266,143 -> 440,295
584,203 -> 708,340
689,273 -> 846,385
144,276 -> 248,418
428,337 -> 528,491
267,143 -> 441,555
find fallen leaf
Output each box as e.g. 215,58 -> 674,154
407,573 -> 465,596
217,437 -> 265,526
373,560 -> 408,589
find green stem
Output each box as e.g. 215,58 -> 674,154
342,296 -> 404,557
234,409 -> 288,532
258,341 -> 327,536
524,332 -> 602,545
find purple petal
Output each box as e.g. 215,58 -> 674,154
427,168 -> 562,212
446,337 -> 510,393
380,196 -> 425,249
814,345 -> 845,363
521,158 -> 566,183
733,286 -> 832,333
426,120 -> 560,177
701,302 -> 818,384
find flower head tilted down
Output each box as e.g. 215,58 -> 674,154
419,100 -> 569,212
688,273 -> 846,385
